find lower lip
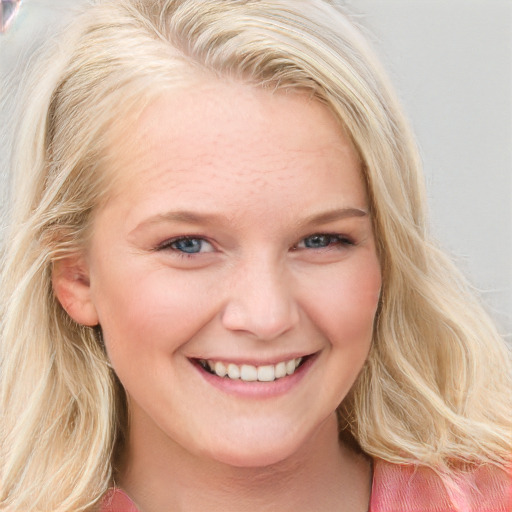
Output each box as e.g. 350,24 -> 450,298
192,354 -> 318,398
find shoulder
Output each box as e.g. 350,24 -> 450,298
370,458 -> 512,512
99,488 -> 140,512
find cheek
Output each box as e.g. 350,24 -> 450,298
302,257 -> 381,346
91,265 -> 218,360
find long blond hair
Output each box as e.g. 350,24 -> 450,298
1,1 -> 511,510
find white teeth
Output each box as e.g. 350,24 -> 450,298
214,361 -> 227,378
240,364 -> 257,381
202,356 -> 305,382
275,361 -> 287,379
227,363 -> 240,379
257,365 -> 275,382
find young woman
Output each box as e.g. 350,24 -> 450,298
1,1 -> 510,511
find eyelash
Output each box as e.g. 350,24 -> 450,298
155,233 -> 355,257
293,233 -> 355,251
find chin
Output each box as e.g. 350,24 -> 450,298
208,447 -> 292,469
199,427 -> 310,469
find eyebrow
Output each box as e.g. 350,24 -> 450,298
298,207 -> 368,226
130,207 -> 368,235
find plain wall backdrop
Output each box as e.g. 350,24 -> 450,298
1,0 -> 511,335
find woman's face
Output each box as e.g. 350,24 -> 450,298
81,81 -> 381,467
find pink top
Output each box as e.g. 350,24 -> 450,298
370,460 -> 512,511
100,459 -> 512,511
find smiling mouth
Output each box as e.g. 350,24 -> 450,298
196,356 -> 308,382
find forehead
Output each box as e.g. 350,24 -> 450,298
102,80 -> 366,221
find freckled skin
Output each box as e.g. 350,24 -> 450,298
82,81 -> 380,509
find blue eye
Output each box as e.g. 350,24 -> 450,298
158,237 -> 213,254
297,234 -> 353,249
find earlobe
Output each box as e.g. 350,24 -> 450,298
52,255 -> 99,326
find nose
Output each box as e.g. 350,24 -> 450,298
221,257 -> 300,341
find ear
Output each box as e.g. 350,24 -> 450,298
52,255 -> 99,326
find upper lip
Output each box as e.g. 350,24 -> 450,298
190,351 -> 318,366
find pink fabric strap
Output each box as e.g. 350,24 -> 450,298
370,459 -> 512,512
100,488 -> 140,512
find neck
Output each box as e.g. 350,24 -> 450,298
118,412 -> 372,512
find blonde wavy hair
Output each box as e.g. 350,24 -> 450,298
1,0 -> 511,510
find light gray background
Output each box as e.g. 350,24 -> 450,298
1,1 -> 511,335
